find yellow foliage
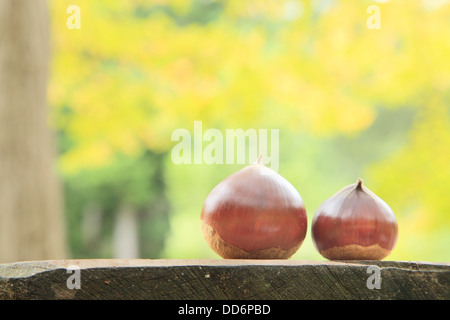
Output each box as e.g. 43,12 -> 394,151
48,0 -> 450,260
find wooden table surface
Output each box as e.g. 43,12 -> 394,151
0,259 -> 448,300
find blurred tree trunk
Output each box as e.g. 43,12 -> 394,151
0,0 -> 67,262
113,205 -> 139,259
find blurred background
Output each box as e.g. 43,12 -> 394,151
0,0 -> 449,263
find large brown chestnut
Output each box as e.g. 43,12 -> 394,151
201,157 -> 307,259
312,178 -> 398,260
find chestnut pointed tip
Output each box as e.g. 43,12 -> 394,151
254,154 -> 264,166
356,178 -> 364,189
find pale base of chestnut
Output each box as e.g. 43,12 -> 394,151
319,243 -> 391,260
202,222 -> 301,259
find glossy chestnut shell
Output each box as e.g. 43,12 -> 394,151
201,159 -> 307,259
312,178 -> 398,260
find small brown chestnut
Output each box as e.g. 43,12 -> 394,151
201,156 -> 307,259
312,178 -> 398,260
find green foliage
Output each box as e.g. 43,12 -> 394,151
64,151 -> 170,258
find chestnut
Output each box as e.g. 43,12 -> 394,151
201,157 -> 307,259
311,178 -> 398,260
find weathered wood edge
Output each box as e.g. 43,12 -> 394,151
0,259 -> 375,278
0,259 -> 448,300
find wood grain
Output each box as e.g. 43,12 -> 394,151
0,259 -> 448,300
